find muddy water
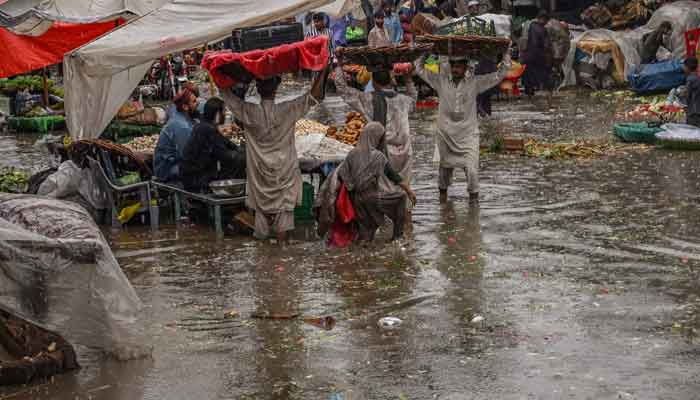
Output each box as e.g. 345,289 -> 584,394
1,92 -> 700,399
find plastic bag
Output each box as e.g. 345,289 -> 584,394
336,184 -> 355,224
328,184 -> 357,248
37,160 -> 82,198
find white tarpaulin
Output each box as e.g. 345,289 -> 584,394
0,194 -> 144,354
561,1 -> 700,87
645,1 -> 700,59
0,0 -> 165,36
315,0 -> 362,18
64,0 -> 334,140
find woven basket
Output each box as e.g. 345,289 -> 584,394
416,34 -> 510,58
338,44 -> 434,69
74,139 -> 153,177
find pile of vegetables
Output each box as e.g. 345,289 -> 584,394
0,75 -> 63,97
624,100 -> 684,123
295,119 -> 330,136
0,167 -> 29,193
326,112 -> 367,146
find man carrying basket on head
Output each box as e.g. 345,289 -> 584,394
414,45 -> 511,204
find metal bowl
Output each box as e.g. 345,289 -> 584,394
209,179 -> 246,198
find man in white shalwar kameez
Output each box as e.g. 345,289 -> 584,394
223,72 -> 326,241
414,49 -> 511,203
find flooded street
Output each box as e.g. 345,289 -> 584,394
1,91 -> 699,399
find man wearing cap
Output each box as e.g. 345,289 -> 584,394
153,88 -> 198,183
415,47 -> 511,204
222,71 -> 327,243
466,0 -> 480,16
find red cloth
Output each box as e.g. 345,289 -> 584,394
0,21 -> 120,78
328,184 -> 357,248
201,36 -> 330,89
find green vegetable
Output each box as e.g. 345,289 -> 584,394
0,167 -> 29,193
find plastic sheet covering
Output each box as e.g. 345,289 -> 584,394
37,160 -> 111,212
297,133 -> 353,171
0,0 -> 165,36
645,1 -> 700,59
562,2 -> 700,88
628,59 -> 685,94
658,123 -> 700,142
561,29 -> 641,87
0,194 -> 145,355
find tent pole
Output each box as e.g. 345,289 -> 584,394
42,68 -> 49,108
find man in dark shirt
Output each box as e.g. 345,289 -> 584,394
180,97 -> 246,193
683,57 -> 700,127
523,10 -> 552,96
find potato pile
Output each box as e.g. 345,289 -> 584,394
295,119 -> 330,136
326,112 -> 366,146
123,135 -> 158,153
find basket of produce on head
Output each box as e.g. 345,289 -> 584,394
416,34 -> 510,58
337,43 -> 434,70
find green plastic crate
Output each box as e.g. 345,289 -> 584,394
613,122 -> 662,144
294,182 -> 315,221
7,115 -> 65,133
105,121 -> 162,143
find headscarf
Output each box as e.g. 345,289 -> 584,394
338,122 -> 389,193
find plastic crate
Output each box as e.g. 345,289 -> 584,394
294,182 -> 315,221
7,115 -> 65,133
232,23 -> 303,52
685,28 -> 700,59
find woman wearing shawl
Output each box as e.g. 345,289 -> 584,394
333,122 -> 417,242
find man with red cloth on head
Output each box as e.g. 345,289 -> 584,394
154,88 -> 198,183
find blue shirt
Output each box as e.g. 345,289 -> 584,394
384,13 -> 403,44
154,109 -> 194,182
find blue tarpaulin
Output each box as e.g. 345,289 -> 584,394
628,60 -> 686,94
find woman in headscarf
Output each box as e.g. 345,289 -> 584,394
337,122 -> 417,242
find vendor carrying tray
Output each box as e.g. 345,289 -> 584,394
337,43 -> 434,70
416,34 -> 510,59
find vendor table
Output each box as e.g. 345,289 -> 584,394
152,181 -> 246,238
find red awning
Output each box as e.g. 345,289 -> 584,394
0,20 -> 120,78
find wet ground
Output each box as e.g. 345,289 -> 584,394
1,90 -> 699,399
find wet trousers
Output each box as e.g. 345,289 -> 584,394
352,192 -> 407,241
253,210 -> 294,240
439,165 -> 479,194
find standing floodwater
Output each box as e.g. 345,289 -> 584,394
1,91 -> 699,400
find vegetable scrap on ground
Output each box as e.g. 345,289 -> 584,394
522,139 -> 651,160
